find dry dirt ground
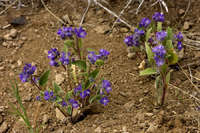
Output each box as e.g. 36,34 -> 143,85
0,0 -> 200,133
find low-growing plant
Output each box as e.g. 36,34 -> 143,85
124,12 -> 183,106
18,26 -> 111,124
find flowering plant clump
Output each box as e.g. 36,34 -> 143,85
18,26 -> 111,123
124,12 -> 184,105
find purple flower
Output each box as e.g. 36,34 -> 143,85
80,89 -> 91,99
74,84 -> 82,94
99,49 -> 110,58
124,34 -> 140,47
69,99 -> 79,108
177,41 -> 183,51
156,31 -> 167,41
152,12 -> 164,22
102,80 -> 112,94
36,96 -> 41,101
59,52 -> 70,65
57,27 -> 73,39
74,27 -> 87,38
134,28 -> 145,36
139,18 -> 151,28
19,64 -> 36,83
88,51 -> 99,64
148,37 -> 154,43
48,48 -> 60,60
61,100 -> 67,107
152,45 -> 166,67
175,32 -> 183,41
49,60 -> 59,67
100,97 -> 109,106
44,90 -> 54,101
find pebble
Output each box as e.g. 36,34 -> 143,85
145,113 -> 154,117
94,25 -> 110,34
183,21 -> 191,30
124,100 -> 135,112
146,123 -> 158,133
9,29 -> 18,38
55,108 -> 65,121
94,127 -> 101,133
178,9 -> 185,16
55,74 -> 65,85
3,34 -> 12,41
23,93 -> 32,102
0,122 -> 8,133
138,60 -> 146,70
120,27 -> 129,33
0,66 -> 5,71
17,60 -> 22,66
127,53 -> 135,59
21,36 -> 27,41
43,114 -> 50,124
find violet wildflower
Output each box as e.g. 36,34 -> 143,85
59,52 -> 70,65
19,64 -> 36,83
48,48 -> 60,60
69,99 -> 79,108
74,84 -> 82,95
124,35 -> 134,47
100,97 -> 109,106
139,18 -> 151,28
102,80 -> 112,94
80,89 -> 91,99
175,32 -> 183,41
74,27 -> 87,38
99,49 -> 110,58
148,37 -> 154,43
152,12 -> 165,22
49,60 -> 59,67
156,31 -> 167,41
57,27 -> 73,39
36,96 -> 41,101
177,41 -> 183,51
152,45 -> 166,67
88,51 -> 99,64
134,28 -> 145,36
61,100 -> 67,107
44,90 -> 54,101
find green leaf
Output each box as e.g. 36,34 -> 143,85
165,40 -> 174,49
89,95 -> 101,104
166,27 -> 173,40
72,60 -> 87,71
55,97 -> 63,103
166,71 -> 171,84
140,68 -> 157,76
157,22 -> 162,32
65,90 -> 73,101
145,28 -> 152,42
67,105 -> 72,115
145,42 -> 154,64
53,83 -> 62,94
95,59 -> 104,66
64,40 -> 73,48
167,49 -> 178,65
39,70 -> 50,86
89,68 -> 99,79
160,64 -> 168,74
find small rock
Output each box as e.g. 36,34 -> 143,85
138,60 -> 146,70
94,127 -> 101,133
145,113 -> 154,117
2,42 -> 9,47
178,48 -> 184,59
17,60 -> 22,66
139,98 -> 143,103
0,122 -> 9,133
43,114 -> 50,124
55,74 -> 65,85
120,27 -> 129,33
10,65 -> 16,69
55,108 -> 65,121
127,53 -> 136,59
146,123 -> 158,133
94,25 -> 110,34
183,22 -> 191,30
178,9 -> 185,16
0,66 -> 5,71
21,36 -> 27,41
23,93 -> 32,102
3,34 -> 12,41
9,29 -> 18,38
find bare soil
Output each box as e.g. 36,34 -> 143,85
0,0 -> 200,133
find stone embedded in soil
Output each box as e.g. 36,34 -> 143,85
3,34 -> 12,41
43,114 -> 50,124
178,9 -> 185,16
120,27 -> 129,33
94,25 -> 110,34
127,53 -> 136,59
17,60 -> 22,66
183,21 -> 191,30
124,100 -> 135,112
55,108 -> 65,121
0,122 -> 9,133
0,66 -> 5,71
55,74 -> 65,85
146,123 -> 158,133
145,113 -> 154,117
9,29 -> 18,38
94,127 -> 101,133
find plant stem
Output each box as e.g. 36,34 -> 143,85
31,76 -> 42,90
160,71 -> 167,106
75,36 -> 82,60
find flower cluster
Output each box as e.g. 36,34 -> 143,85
57,26 -> 87,39
47,48 -> 71,67
139,18 -> 151,28
19,64 -> 36,82
152,12 -> 164,22
174,32 -> 183,51
152,45 -> 166,67
156,31 -> 167,41
87,49 -> 110,64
